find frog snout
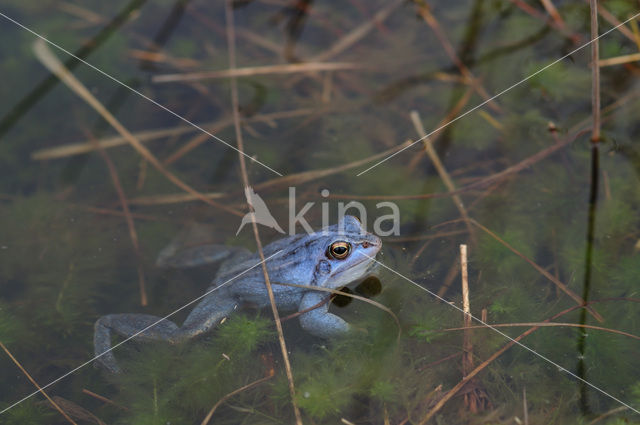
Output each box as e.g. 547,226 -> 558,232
361,235 -> 382,253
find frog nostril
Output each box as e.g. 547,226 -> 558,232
362,241 -> 371,248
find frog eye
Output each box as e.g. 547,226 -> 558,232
328,241 -> 351,260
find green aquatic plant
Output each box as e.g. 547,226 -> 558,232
110,313 -> 275,423
0,400 -> 54,425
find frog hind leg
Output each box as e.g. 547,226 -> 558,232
180,292 -> 239,337
298,291 -> 350,338
94,313 -> 181,373
94,293 -> 239,373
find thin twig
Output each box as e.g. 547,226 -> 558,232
224,3 -> 303,424
32,39 -> 242,217
82,388 -> 129,410
31,107 -> 317,161
0,341 -> 78,425
599,52 -> 640,67
408,86 -> 475,171
153,62 -> 363,83
163,107 -> 321,165
200,374 -> 274,425
415,3 -> 501,113
410,111 -> 477,245
539,0 -> 565,29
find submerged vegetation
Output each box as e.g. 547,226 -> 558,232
1,0 -> 639,424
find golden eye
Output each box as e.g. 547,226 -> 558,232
329,241 -> 351,259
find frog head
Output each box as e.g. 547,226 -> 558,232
311,215 -> 382,289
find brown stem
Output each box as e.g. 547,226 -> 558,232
224,3 -> 303,424
590,0 -> 601,143
0,341 -> 78,425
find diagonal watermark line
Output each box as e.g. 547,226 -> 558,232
356,10 -> 640,177
0,250 -> 282,415
0,11 -> 283,177
365,254 -> 640,415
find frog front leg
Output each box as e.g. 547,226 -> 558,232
298,291 -> 350,338
94,292 -> 238,373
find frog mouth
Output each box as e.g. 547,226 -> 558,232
330,246 -> 380,285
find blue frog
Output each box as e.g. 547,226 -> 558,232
94,216 -> 382,372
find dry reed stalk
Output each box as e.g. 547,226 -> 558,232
163,107 -> 320,165
407,86 -> 475,171
127,118 -> 588,208
460,244 -> 472,383
440,322 -> 640,340
31,123 -> 202,160
470,218 -> 604,322
89,132 -> 147,306
185,4 -> 282,55
128,191 -> 226,206
0,341 -> 78,425
57,2 -> 104,24
32,39 -> 242,217
410,111 -> 477,245
476,110 -> 504,131
460,245 -> 472,372
539,0 -> 566,28
128,49 -> 199,68
460,245 -> 489,413
415,4 -> 501,113
598,52 -> 640,67
200,374 -> 274,425
251,139 -> 414,191
153,62 -> 363,83
310,0 -> 404,62
592,2 -> 637,43
224,3 -> 303,423
507,0 -> 581,41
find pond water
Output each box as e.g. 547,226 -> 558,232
1,0 -> 639,424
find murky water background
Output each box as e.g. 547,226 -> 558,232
1,0 -> 639,423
